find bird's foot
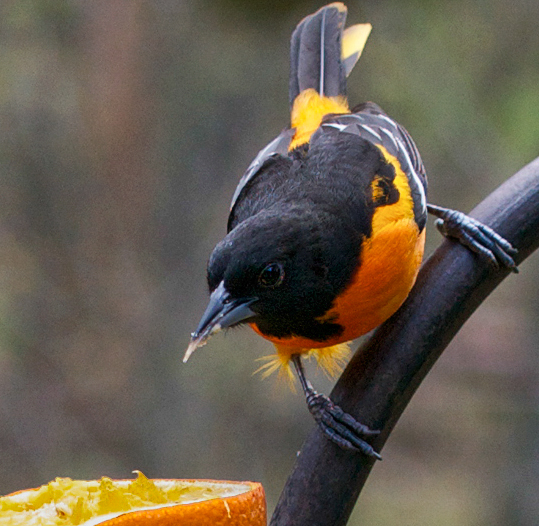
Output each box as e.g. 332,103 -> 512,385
306,389 -> 381,459
427,204 -> 518,273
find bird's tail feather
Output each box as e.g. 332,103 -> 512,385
342,22 -> 372,77
288,3 -> 371,109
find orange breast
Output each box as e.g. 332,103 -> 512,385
322,219 -> 425,342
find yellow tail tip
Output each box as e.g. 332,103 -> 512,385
342,23 -> 372,76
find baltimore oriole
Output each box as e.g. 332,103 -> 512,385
184,3 -> 517,459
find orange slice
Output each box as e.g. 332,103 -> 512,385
0,471 -> 266,525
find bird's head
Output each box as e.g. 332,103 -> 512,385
184,207 -> 359,361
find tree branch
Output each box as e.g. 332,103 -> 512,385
270,156 -> 539,526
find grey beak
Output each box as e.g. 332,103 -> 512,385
184,282 -> 257,362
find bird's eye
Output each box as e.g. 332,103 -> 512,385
258,263 -> 284,288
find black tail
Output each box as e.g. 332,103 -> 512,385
289,3 -> 348,109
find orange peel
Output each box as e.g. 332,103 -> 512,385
0,471 -> 266,526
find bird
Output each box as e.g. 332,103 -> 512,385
184,3 -> 517,459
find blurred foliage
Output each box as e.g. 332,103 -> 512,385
0,0 -> 538,524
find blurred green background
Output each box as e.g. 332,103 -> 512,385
0,0 -> 538,524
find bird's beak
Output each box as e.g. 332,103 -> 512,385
184,281 -> 258,363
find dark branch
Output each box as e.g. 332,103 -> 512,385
270,156 -> 539,526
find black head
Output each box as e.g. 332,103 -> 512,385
184,206 -> 361,361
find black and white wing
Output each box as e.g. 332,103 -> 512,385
319,102 -> 428,230
229,129 -> 295,211
228,128 -> 295,232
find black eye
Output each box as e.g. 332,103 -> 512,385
258,263 -> 284,288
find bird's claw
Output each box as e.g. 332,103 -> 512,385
428,205 -> 518,273
306,390 -> 381,459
